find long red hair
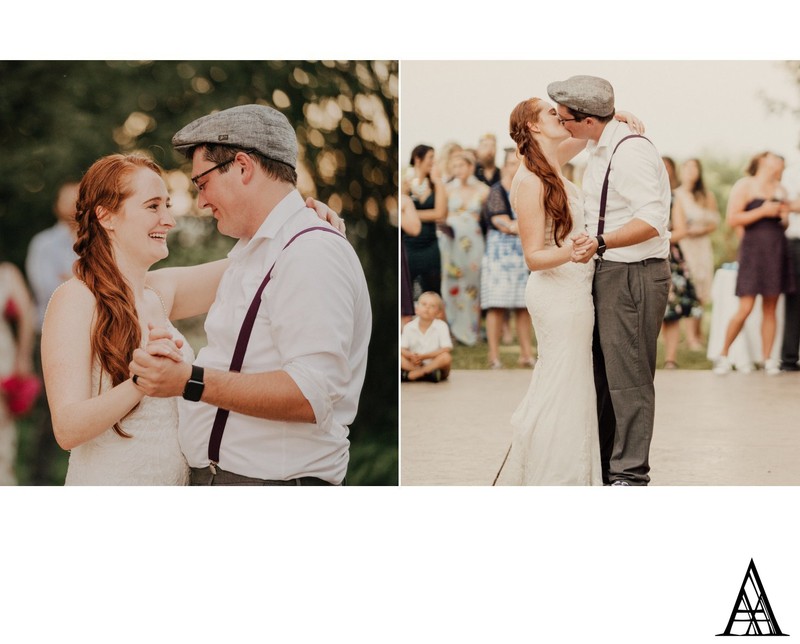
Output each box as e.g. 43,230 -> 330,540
509,98 -> 572,246
73,154 -> 162,437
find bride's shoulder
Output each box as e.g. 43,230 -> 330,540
511,166 -> 541,195
510,167 -> 544,216
45,278 -> 96,319
42,278 -> 98,342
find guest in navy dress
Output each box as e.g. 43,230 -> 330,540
403,145 -> 447,299
713,152 -> 794,375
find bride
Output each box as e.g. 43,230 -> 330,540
42,154 -> 339,485
496,98 -> 641,486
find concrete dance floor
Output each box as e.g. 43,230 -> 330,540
400,368 -> 800,486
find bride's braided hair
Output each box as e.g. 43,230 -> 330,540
73,154 -> 161,437
509,98 -> 572,246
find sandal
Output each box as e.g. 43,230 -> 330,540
517,357 -> 537,368
488,359 -> 503,370
664,360 -> 678,370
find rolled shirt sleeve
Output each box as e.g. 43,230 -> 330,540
266,231 -> 369,430
611,138 -> 671,237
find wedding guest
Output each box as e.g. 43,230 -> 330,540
403,144 -> 447,298
401,181 -> 422,328
0,258 -> 36,485
442,150 -> 489,345
480,148 -> 535,369
474,133 -> 500,187
24,180 -> 79,484
780,162 -> 800,371
401,291 -> 452,382
713,152 -> 793,375
436,141 -> 463,184
661,157 -> 700,369
674,158 -> 721,349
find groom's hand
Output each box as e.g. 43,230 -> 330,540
130,349 -> 192,398
306,197 -> 346,234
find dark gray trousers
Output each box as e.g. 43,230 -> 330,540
780,238 -> 800,369
592,258 -> 671,485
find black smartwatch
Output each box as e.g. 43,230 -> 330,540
182,364 -> 205,402
595,234 -> 607,257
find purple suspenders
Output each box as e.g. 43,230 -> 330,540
207,225 -> 346,471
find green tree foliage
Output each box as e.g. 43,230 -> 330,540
0,60 -> 398,485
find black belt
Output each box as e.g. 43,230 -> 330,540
596,257 -> 667,267
190,466 -> 335,486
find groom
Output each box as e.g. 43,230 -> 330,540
130,104 -> 372,485
548,75 -> 671,486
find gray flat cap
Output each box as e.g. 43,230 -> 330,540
172,104 -> 297,169
547,75 -> 615,118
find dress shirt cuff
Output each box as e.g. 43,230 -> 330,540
283,362 -> 333,429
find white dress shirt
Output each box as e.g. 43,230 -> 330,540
25,222 -> 77,331
582,120 -> 671,263
401,317 -> 452,362
178,190 -> 372,484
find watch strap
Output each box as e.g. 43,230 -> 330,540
182,364 -> 205,401
596,234 -> 606,256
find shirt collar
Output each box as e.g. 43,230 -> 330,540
228,189 -> 306,259
587,119 -> 622,155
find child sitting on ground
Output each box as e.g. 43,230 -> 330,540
401,291 -> 452,382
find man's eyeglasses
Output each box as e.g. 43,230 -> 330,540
191,149 -> 256,190
558,116 -> 579,125
191,158 -> 234,190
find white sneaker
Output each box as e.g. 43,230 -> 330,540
713,356 -> 732,375
765,359 -> 781,376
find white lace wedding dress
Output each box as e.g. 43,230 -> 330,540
497,175 -> 602,486
65,292 -> 192,486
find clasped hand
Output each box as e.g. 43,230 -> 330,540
569,231 -> 597,264
129,324 -> 191,397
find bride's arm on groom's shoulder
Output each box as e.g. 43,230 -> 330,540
557,139 -> 588,167
515,176 -> 573,271
144,197 -> 347,322
615,110 -> 645,134
147,259 -> 229,322
41,280 -> 145,451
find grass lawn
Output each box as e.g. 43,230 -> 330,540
452,312 -> 713,371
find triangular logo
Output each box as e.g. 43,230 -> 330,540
718,559 -> 788,636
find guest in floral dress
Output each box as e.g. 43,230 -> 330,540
661,157 -> 700,369
441,151 -> 489,345
673,158 -> 721,349
480,149 -> 535,368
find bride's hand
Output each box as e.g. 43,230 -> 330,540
615,110 -> 645,134
144,324 -> 184,363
